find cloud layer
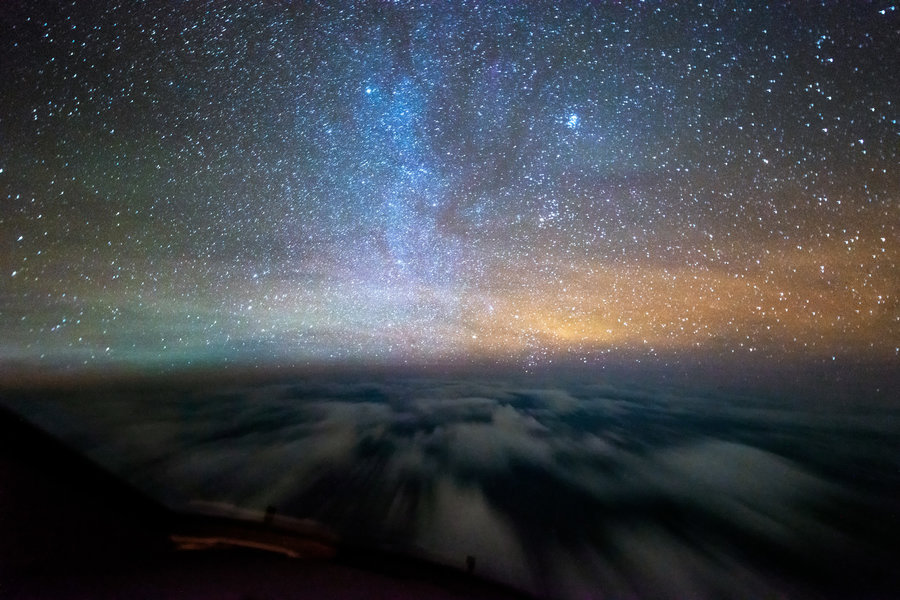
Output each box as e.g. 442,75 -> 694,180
6,374 -> 899,599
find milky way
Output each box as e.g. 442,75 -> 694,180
1,1 -> 897,369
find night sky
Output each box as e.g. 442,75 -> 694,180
1,1 -> 897,370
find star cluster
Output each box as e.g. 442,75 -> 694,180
1,1 -> 897,369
